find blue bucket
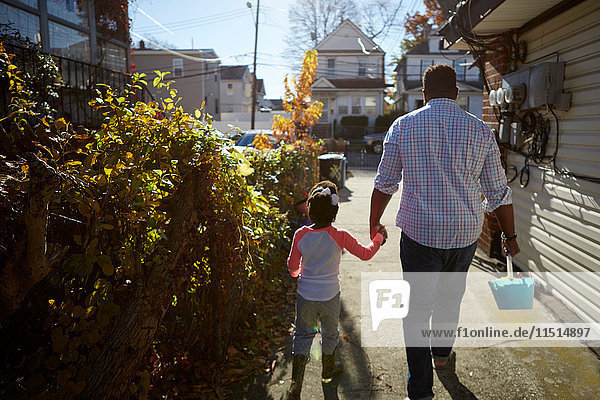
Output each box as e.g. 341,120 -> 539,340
488,255 -> 535,310
488,277 -> 535,310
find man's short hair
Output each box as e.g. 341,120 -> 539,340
423,64 -> 457,94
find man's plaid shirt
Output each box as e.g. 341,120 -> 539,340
374,98 -> 512,249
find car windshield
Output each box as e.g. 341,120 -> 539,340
236,132 -> 278,148
236,133 -> 258,146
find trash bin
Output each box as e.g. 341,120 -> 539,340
318,153 -> 347,189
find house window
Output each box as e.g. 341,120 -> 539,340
420,59 -> 434,79
0,4 -> 41,44
352,97 -> 362,115
337,97 -> 349,115
454,60 -> 466,81
358,59 -> 366,77
215,98 -> 219,114
214,73 -> 218,82
365,96 -> 376,115
173,58 -> 183,77
227,83 -> 233,95
327,59 -> 335,79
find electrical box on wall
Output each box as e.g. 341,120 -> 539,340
498,117 -> 511,144
501,62 -> 571,111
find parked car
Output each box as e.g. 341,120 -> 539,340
363,132 -> 386,154
234,130 -> 280,151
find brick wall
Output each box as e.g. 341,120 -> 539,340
479,42 -> 510,256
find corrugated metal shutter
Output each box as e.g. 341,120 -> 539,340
508,0 -> 600,323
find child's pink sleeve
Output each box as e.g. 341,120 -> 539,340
287,228 -> 306,277
341,230 -> 384,261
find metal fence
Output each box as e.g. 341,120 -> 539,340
344,146 -> 383,171
1,43 -> 154,128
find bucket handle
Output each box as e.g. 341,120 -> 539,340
506,254 -> 514,279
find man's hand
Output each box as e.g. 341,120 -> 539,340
377,224 -> 388,245
503,238 -> 520,257
371,222 -> 385,240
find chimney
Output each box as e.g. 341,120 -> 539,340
139,40 -> 145,49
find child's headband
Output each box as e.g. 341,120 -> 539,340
310,187 -> 339,206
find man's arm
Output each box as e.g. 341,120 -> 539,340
493,204 -> 520,256
370,188 -> 392,239
479,126 -> 520,257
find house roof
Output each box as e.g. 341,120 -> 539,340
320,78 -> 389,89
266,99 -> 283,110
440,0 -> 567,50
134,48 -> 219,59
220,65 -> 249,80
314,19 -> 384,54
406,40 -> 431,55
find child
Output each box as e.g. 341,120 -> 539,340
286,180 -> 387,399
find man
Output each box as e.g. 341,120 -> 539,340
369,64 -> 520,400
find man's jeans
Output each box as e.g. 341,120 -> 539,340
400,232 -> 477,400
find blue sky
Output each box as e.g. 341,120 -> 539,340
130,0 -> 424,99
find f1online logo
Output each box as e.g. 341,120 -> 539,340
369,280 -> 410,331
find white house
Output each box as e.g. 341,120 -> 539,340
311,20 -> 388,138
394,33 -> 483,117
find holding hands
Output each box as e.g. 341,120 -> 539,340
371,223 -> 388,245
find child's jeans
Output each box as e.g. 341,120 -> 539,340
292,292 -> 340,357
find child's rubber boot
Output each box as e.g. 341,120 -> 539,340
321,351 -> 343,383
286,354 -> 308,400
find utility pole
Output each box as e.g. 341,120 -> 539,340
250,0 -> 260,129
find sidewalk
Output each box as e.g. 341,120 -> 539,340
233,170 -> 600,399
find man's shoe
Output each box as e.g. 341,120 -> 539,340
321,351 -> 343,383
286,354 -> 309,400
433,350 -> 455,370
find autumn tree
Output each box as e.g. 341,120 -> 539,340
400,0 -> 447,54
272,49 -> 323,142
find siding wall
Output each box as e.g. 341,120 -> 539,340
508,0 -> 600,323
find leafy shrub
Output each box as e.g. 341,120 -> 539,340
375,110 -> 405,129
340,115 -> 368,127
0,43 -> 318,399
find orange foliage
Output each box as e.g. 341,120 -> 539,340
272,49 -> 323,143
404,0 -> 444,44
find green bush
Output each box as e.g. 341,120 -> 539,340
375,110 -> 405,129
0,45 -> 318,399
340,115 -> 368,126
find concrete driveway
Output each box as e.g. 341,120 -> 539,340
233,170 -> 600,400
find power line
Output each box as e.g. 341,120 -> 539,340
134,8 -> 251,31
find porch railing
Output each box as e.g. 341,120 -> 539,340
1,43 -> 154,128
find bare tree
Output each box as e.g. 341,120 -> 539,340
285,0 -> 403,61
361,0 -> 405,40
286,0 -> 358,59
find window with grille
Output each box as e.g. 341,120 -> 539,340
365,97 -> 376,114
352,97 -> 362,114
358,59 -> 366,77
337,97 -> 349,115
173,58 -> 183,77
327,59 -> 335,79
